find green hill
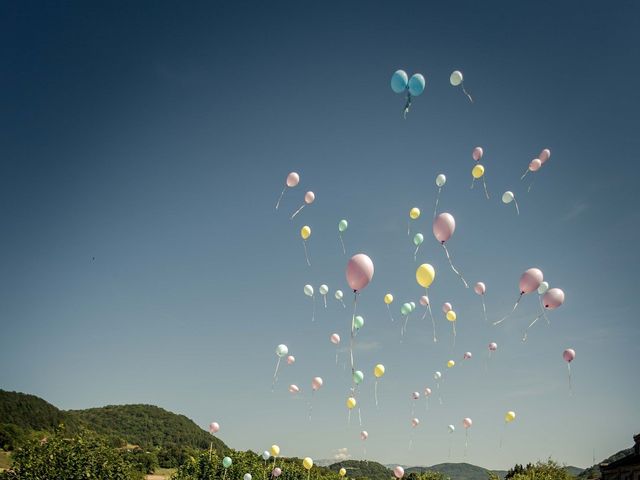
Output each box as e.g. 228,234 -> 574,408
0,390 -> 81,432
578,447 -> 634,480
329,459 -> 392,480
407,462 -> 496,480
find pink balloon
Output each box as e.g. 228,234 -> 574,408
394,466 -> 405,479
539,148 -> 551,164
463,417 -> 473,429
529,159 -> 542,172
472,147 -> 484,161
411,418 -> 420,428
474,282 -> 486,295
489,342 -> 497,351
543,288 -> 565,309
286,355 -> 295,365
286,172 -> 300,187
289,384 -> 300,394
442,302 -> 452,313
563,348 -> 576,363
304,191 -> 315,204
433,213 -> 456,243
412,391 -> 420,400
419,295 -> 429,306
346,253 -> 375,291
311,377 -> 323,391
209,422 -> 220,434
360,431 -> 369,441
424,387 -> 432,396
519,268 -> 544,294
272,468 -> 282,478
463,352 -> 472,360
330,333 -> 341,345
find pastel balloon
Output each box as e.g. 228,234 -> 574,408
539,148 -> 551,164
262,451 -> 270,461
413,233 -> 424,246
400,303 -> 411,316
346,397 -> 357,409
410,207 -> 421,220
209,422 -> 220,434
463,418 -> 473,428
529,158 -> 542,172
519,268 -> 544,294
304,284 -> 314,297
286,355 -> 295,365
335,289 -> 344,300
287,172 -> 300,188
272,468 -> 282,478
408,74 -> 426,96
330,333 -> 341,344
394,466 -> 405,479
222,457 -> 232,468
374,364 -> 385,378
301,225 -> 311,240
360,430 -> 369,440
289,384 -> 300,394
448,424 -> 455,433
537,281 -> 549,295
391,70 -> 409,93
412,391 -> 420,400
463,352 -> 472,360
434,371 -> 441,380
409,302 -> 416,311
304,191 -> 315,204
505,411 -> 516,423
338,219 -> 349,232
474,282 -> 486,295
472,147 -> 484,161
319,285 -> 329,296
450,70 -> 463,86
502,191 -> 514,204
447,360 -> 455,368
245,474 -> 252,480
384,293 -> 394,304
472,164 -> 485,179
354,315 -> 364,329
270,445 -> 280,457
411,418 -> 420,427
442,302 -> 452,313
276,344 -> 289,357
419,295 -> 429,306
489,342 -> 498,351
346,253 -> 375,291
433,212 -> 456,243
353,370 -> 364,384
303,457 -> 313,470
446,310 -> 457,322
312,377 -> 323,391
543,288 -> 565,309
424,387 -> 432,396
563,348 -> 576,363
339,468 -> 347,477
436,174 -> 447,187
416,263 -> 436,288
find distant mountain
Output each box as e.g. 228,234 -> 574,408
578,447 -> 634,480
407,462 -> 499,480
330,459 -> 392,480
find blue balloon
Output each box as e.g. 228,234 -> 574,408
391,70 -> 408,93
408,74 -> 426,96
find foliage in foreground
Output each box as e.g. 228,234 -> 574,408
507,460 -> 577,480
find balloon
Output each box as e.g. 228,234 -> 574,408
543,288 -> 565,309
446,310 -> 457,322
346,397 -> 357,409
436,174 -> 447,187
289,384 -> 300,394
301,226 -> 311,240
424,387 -> 432,396
319,284 -> 328,295
339,468 -> 347,477
412,391 -> 420,400
400,303 -> 411,316
270,445 -> 280,457
539,148 -> 551,164
286,172 -> 300,187
413,233 -> 424,246
419,295 -> 429,306
463,352 -> 472,360
505,411 -> 516,423
245,474 -> 253,480
410,207 -> 421,220
433,213 -> 456,243
434,371 -> 442,380
303,457 -> 313,470
346,254 -> 375,291
537,281 -> 549,295
335,289 -> 344,300
394,466 -> 405,479
411,418 -> 420,427
304,284 -> 314,297
384,293 -> 394,304
408,74 -> 426,96
391,70 -> 409,93
472,147 -> 484,161
304,191 -> 315,204
209,422 -> 220,434
489,342 -> 498,351
474,282 -> 486,295
502,191 -> 514,204
448,424 -> 455,433
330,333 -> 341,344
450,70 -> 463,86
447,360 -> 455,368
262,451 -> 270,461
272,468 -> 282,478
222,457 -> 232,468
311,377 -> 323,391
353,370 -> 364,384
472,164 -> 485,179
374,364 -> 385,378
529,158 -> 542,172
463,418 -> 473,429
354,315 -> 364,329
276,344 -> 288,357
442,302 -> 452,313
519,268 -> 544,294
360,430 -> 369,440
409,302 -> 416,310
286,355 -> 295,365
416,263 -> 436,288
563,348 -> 576,363
338,219 -> 349,232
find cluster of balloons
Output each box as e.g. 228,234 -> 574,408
391,70 -> 426,118
470,147 -> 490,199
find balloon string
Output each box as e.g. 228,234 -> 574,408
522,313 -> 543,342
482,176 -> 490,199
461,83 -> 474,103
433,188 -> 442,219
290,203 -> 305,219
528,180 -> 535,192
311,295 -> 315,322
271,357 -> 281,392
494,293 -> 523,325
465,430 -> 469,457
428,304 -> 437,342
539,296 -> 550,325
275,186 -> 287,210
403,92 -> 412,119
452,321 -> 456,349
348,409 -> 351,426
470,178 -> 475,189
350,292 -> 359,382
303,240 -> 311,266
340,298 -> 346,309
386,304 -> 395,323
448,436 -> 452,459
323,295 -> 327,308
339,233 -> 346,255
209,441 -> 213,461
223,469 -> 227,480
358,407 -> 362,426
520,169 -> 530,181
441,243 -> 469,288
374,380 -> 379,407
568,363 -> 573,396
335,351 -> 339,366
413,245 -> 420,261
481,296 -> 488,323
513,198 -> 520,216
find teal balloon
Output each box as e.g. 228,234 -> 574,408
391,70 -> 409,93
338,219 -> 349,232
354,315 -> 365,329
353,370 -> 364,384
408,74 -> 426,96
223,457 -> 233,468
401,303 -> 411,316
413,233 -> 424,246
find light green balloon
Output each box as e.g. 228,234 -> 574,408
413,233 -> 424,246
354,315 -> 364,329
436,174 -> 447,187
401,303 -> 411,316
275,344 -> 288,357
222,457 -> 232,468
353,370 -> 364,384
304,284 -> 314,297
338,219 -> 348,232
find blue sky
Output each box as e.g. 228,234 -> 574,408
1,0 -> 639,470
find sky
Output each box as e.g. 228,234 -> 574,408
1,0 -> 639,471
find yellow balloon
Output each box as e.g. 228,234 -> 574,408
270,445 -> 280,457
409,207 -> 421,220
447,360 -> 455,368
472,164 -> 485,179
446,310 -> 457,322
303,457 -> 314,470
339,468 -> 347,477
301,225 -> 311,240
346,397 -> 357,409
384,293 -> 394,305
374,364 -> 385,378
505,411 -> 516,423
416,264 -> 436,288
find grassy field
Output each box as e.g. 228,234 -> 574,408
0,450 -> 11,471
145,467 -> 176,480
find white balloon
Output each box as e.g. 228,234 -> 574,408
450,70 -> 463,86
304,284 -> 314,297
502,191 -> 515,204
537,281 -> 550,295
319,284 -> 329,295
335,289 -> 343,300
244,474 -> 252,480
436,174 -> 447,187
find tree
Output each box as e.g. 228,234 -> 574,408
509,460 -> 574,480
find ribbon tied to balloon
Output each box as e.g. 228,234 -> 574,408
275,172 -> 299,210
433,213 -> 469,288
345,253 -> 374,382
494,267 -> 544,325
450,70 -> 473,103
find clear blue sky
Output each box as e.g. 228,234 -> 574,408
1,0 -> 639,471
